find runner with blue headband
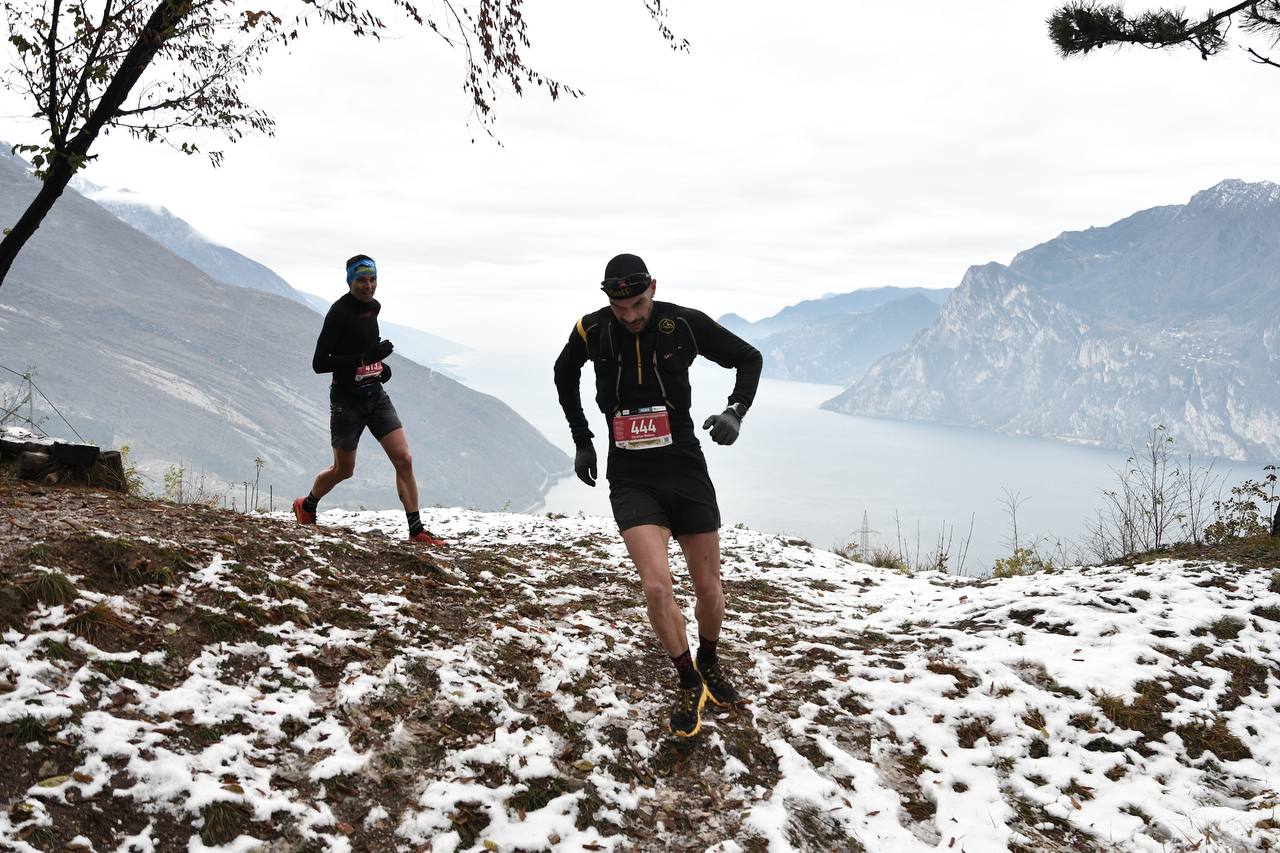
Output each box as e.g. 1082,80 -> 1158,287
293,253 -> 446,546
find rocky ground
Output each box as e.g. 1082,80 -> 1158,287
1,472 -> 1278,852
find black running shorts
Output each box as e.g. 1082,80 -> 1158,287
608,463 -> 721,537
329,386 -> 403,451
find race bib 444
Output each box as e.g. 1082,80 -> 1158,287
613,406 -> 673,450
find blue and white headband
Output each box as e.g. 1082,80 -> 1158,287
346,257 -> 377,284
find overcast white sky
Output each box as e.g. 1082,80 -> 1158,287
4,0 -> 1280,348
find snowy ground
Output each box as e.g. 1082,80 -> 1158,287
1,488 -> 1279,852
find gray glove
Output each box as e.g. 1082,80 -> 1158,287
574,443 -> 597,486
702,406 -> 742,446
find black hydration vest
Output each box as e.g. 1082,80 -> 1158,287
581,302 -> 697,417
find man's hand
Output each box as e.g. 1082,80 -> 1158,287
574,443 -> 598,487
366,339 -> 394,362
702,406 -> 742,446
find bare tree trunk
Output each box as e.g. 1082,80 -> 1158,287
0,0 -> 192,287
0,156 -> 76,285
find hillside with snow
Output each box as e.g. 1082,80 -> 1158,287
1,474 -> 1278,852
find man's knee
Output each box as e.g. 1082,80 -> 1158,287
389,450 -> 413,471
332,459 -> 356,480
692,575 -> 723,602
643,580 -> 676,608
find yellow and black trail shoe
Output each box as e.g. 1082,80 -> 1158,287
697,658 -> 740,707
668,682 -> 709,737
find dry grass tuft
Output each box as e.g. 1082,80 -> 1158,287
926,660 -> 979,698
199,801 -> 252,845
66,600 -> 130,642
1096,681 -> 1171,743
25,570 -> 79,607
1176,717 -> 1252,761
8,715 -> 49,743
1253,605 -> 1280,622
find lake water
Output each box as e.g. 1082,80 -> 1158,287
447,349 -> 1262,574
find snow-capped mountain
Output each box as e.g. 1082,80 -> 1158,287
826,180 -> 1280,461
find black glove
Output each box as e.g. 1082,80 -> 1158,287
702,406 -> 742,446
574,443 -> 597,487
365,339 -> 394,362
378,364 -> 392,384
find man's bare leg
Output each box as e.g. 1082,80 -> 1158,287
623,522 -> 708,735
677,531 -> 723,642
378,428 -> 419,512
678,529 -> 738,706
310,447 -> 358,499
622,524 -> 687,654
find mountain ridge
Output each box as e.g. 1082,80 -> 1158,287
719,286 -> 950,387
71,179 -> 467,369
826,179 -> 1280,461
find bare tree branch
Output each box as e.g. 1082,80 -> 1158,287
0,0 -> 688,287
1246,44 -> 1280,64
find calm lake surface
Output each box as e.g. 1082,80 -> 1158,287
448,348 -> 1261,573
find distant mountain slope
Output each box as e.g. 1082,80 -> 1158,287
76,182 -> 466,368
825,180 -> 1280,461
0,152 -> 566,509
758,294 -> 943,385
724,286 -> 949,341
719,287 -> 949,386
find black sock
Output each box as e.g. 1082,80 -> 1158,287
697,635 -> 718,668
671,649 -> 700,688
302,493 -> 319,514
407,511 -> 424,536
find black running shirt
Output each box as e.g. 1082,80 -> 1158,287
312,293 -> 381,391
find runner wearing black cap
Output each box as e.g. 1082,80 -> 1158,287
553,253 -> 763,737
293,254 -> 445,546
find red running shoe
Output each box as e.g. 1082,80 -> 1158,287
409,528 -> 446,546
292,497 -> 316,525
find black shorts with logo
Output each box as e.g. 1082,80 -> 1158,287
607,457 -> 721,537
329,385 -> 403,451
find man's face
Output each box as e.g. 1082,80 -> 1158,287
609,283 -> 656,333
349,274 -> 377,302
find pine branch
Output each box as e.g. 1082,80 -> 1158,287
1246,44 -> 1280,64
1049,1 -> 1258,58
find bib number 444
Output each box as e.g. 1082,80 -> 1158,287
613,406 -> 673,450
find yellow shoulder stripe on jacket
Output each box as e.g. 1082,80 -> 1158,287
576,317 -> 588,342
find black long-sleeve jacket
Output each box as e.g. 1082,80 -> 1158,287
553,301 -> 763,473
311,293 -> 384,391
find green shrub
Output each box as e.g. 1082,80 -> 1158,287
992,548 -> 1052,578
867,547 -> 910,573
1204,479 -> 1270,543
118,444 -> 145,496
